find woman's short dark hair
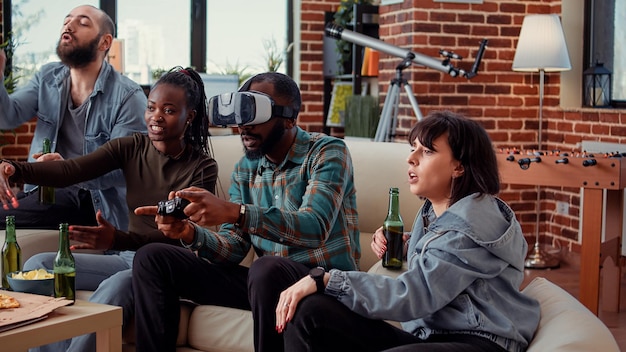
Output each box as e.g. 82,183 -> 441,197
408,110 -> 499,206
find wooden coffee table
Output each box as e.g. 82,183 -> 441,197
0,299 -> 122,352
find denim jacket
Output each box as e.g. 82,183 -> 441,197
326,193 -> 540,352
0,60 -> 147,230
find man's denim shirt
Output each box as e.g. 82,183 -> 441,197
0,60 -> 147,231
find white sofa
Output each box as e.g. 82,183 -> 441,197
3,134 -> 620,351
369,263 -> 621,352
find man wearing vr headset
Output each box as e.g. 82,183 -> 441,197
133,72 -> 360,352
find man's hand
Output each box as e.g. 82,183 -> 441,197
175,186 -> 239,227
69,210 -> 116,250
0,162 -> 19,210
32,152 -> 64,162
135,186 -> 241,243
135,191 -> 195,243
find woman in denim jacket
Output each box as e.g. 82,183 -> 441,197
275,110 -> 540,352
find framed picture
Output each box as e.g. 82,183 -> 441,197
326,82 -> 353,127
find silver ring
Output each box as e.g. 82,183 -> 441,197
284,303 -> 289,307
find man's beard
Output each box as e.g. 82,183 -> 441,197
244,120 -> 286,160
56,35 -> 100,68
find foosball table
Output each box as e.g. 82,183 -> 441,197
498,146 -> 625,315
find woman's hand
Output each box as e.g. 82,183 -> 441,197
402,232 -> 410,255
372,227 -> 411,259
275,273 -> 324,334
69,210 -> 116,250
0,162 -> 18,210
371,226 -> 387,259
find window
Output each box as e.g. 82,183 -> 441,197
586,0 -> 626,105
6,0 -> 290,87
206,0 -> 288,75
117,0 -> 190,84
10,0 -> 99,88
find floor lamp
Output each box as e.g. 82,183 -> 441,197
512,14 -> 571,269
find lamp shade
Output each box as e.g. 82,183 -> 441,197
512,14 -> 571,72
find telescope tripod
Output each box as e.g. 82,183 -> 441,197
374,57 -> 423,142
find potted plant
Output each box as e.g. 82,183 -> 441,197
332,0 -> 374,75
1,32 -> 20,94
0,33 -> 19,148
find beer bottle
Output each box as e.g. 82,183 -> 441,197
53,223 -> 75,303
38,138 -> 55,205
2,216 -> 21,289
382,187 -> 404,270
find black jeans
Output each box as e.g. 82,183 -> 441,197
0,186 -> 97,229
132,245 -> 311,352
248,256 -> 310,352
132,243 -> 250,352
284,294 -> 509,352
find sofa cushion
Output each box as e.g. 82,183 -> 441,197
187,305 -> 254,352
522,277 -> 619,352
343,137 -> 422,235
120,300 -> 193,347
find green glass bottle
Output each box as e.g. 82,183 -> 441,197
382,187 -> 404,270
2,216 -> 21,289
53,223 -> 75,303
38,138 -> 55,205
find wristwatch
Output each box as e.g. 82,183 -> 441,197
309,266 -> 326,293
234,203 -> 246,227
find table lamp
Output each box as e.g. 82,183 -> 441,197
512,14 -> 571,269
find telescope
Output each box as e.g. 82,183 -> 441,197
325,23 -> 488,79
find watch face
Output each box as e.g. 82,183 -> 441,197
310,267 -> 325,278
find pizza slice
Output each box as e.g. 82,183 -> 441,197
0,292 -> 20,309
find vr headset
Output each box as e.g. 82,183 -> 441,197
208,91 -> 297,126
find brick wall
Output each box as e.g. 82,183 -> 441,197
299,0 -> 626,254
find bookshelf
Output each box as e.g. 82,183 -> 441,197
323,4 -> 379,134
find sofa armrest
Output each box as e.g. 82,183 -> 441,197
523,277 -> 620,351
358,231 -> 379,272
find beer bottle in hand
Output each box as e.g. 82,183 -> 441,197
53,223 -> 75,303
38,138 -> 55,205
382,187 -> 404,270
2,216 -> 21,289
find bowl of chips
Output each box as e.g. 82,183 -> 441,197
7,269 -> 55,296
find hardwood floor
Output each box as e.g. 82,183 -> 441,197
521,252 -> 626,351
